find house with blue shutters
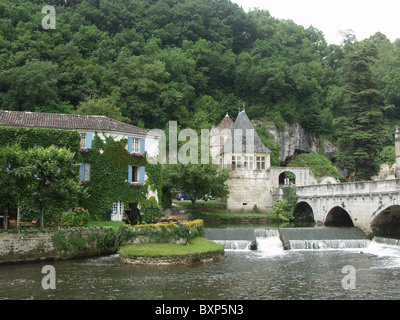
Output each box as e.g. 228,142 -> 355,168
0,110 -> 160,221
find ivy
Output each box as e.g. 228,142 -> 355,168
0,127 -> 81,159
80,134 -> 162,220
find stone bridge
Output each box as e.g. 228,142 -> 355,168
294,179 -> 400,236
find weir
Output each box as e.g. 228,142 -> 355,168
279,227 -> 368,250
204,227 -> 368,252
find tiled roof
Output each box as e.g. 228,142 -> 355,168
216,113 -> 234,130
0,110 -> 148,136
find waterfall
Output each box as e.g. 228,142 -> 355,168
204,227 -> 370,253
288,239 -> 369,250
205,228 -> 257,251
254,228 -> 285,256
213,240 -> 253,251
361,237 -> 400,261
279,227 -> 368,250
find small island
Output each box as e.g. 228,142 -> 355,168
119,237 -> 225,265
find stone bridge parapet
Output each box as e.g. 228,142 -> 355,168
294,179 -> 400,233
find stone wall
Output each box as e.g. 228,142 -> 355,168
120,250 -> 226,265
0,228 -> 114,264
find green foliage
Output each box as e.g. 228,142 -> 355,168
255,124 -> 281,166
1,0 -> 399,181
288,152 -> 346,182
378,145 -> 396,166
61,207 -> 90,226
272,200 -> 293,222
272,187 -> 298,222
0,144 -> 84,227
116,220 -> 204,244
164,160 -> 230,206
0,127 -> 81,158
96,228 -> 119,252
80,134 -> 162,220
335,40 -> 385,180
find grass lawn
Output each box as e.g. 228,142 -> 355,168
119,237 -> 224,257
87,220 -> 125,231
172,200 -> 226,207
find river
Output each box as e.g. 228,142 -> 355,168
1,227 -> 400,300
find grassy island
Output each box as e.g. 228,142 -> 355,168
119,237 -> 225,265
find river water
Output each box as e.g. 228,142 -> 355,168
1,228 -> 400,300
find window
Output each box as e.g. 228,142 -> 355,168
133,138 -> 140,153
84,163 -> 90,181
128,165 -> 140,183
80,133 -> 86,148
232,155 -> 242,170
244,156 -> 253,170
132,166 -> 138,182
256,156 -> 265,170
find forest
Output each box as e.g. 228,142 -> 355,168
1,0 -> 400,180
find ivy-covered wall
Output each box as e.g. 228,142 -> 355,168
0,126 -> 163,221
81,133 -> 162,220
0,126 -> 80,156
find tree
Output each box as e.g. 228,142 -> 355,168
336,40 -> 385,181
25,146 -> 83,228
0,145 -> 32,228
75,95 -> 130,122
165,161 -> 230,207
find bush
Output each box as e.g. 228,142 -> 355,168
116,220 -> 204,244
62,207 -> 90,226
272,200 -> 293,222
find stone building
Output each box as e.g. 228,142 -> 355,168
210,109 -> 318,212
0,110 -> 160,221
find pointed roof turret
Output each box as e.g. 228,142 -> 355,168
216,112 -> 234,131
219,110 -> 271,154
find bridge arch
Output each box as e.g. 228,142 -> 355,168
293,201 -> 314,222
325,206 -> 354,227
371,205 -> 400,237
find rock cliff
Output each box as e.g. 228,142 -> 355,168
263,122 -> 338,165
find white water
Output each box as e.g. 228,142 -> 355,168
210,228 -> 400,263
256,237 -> 286,256
288,239 -> 370,250
213,240 -> 253,251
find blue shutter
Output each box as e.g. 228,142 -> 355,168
128,136 -> 133,153
140,166 -> 145,184
128,165 -> 132,183
140,138 -> 145,154
80,163 -> 85,181
85,132 -> 93,149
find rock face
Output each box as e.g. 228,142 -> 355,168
265,122 -> 338,165
267,123 -> 317,165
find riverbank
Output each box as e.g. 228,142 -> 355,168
0,220 -> 226,265
0,227 -> 117,264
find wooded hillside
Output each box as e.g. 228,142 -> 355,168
1,0 -> 399,179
